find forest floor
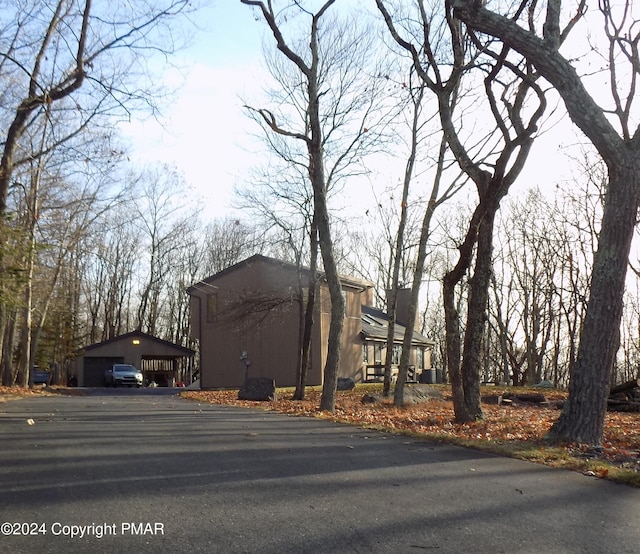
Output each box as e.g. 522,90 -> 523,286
2,383 -> 639,486
181,384 -> 640,487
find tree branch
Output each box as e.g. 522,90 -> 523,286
244,105 -> 310,142
452,0 -> 625,165
240,0 -> 312,76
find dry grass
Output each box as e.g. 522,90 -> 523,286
0,385 -> 54,402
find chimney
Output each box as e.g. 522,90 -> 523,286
386,288 -> 417,329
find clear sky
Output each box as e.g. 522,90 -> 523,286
119,1 -> 579,224
119,1 -> 269,220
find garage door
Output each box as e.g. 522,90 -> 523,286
83,357 -> 123,387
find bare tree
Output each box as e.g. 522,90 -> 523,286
131,165 -> 200,336
377,0 -> 546,418
381,79 -> 428,397
82,213 -> 138,343
199,218 -> 266,278
454,0 -> 640,444
240,0 -> 393,410
341,191 -> 423,307
235,143 -> 320,400
1,112 -> 135,386
0,0 -> 193,383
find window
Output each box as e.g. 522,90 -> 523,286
362,343 -> 369,364
206,293 -> 218,322
417,347 -> 425,369
375,343 -> 384,363
392,345 -> 402,365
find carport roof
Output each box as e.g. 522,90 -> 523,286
81,331 -> 195,356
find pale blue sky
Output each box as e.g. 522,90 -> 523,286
120,1 -> 270,220
120,1 -> 576,223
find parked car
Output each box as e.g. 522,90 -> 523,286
104,364 -> 143,387
32,369 -> 50,385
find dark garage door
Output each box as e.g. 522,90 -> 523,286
83,357 -> 124,387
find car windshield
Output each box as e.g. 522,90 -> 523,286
114,366 -> 136,373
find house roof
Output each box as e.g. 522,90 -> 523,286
81,330 -> 195,356
187,254 -> 375,294
361,305 -> 433,347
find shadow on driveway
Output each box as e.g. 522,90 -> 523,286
1,392 -> 639,554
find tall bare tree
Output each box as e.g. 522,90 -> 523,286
235,131 -> 320,400
373,70 -> 464,407
453,0 -> 640,444
377,0 -> 546,418
240,0 -> 392,410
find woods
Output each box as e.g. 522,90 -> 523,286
2,0 -> 640,446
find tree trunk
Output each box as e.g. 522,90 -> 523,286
384,85 -> 423,398
0,310 -> 13,386
393,137 -> 447,407
548,166 -> 640,444
239,0 -> 343,411
383,292 -> 398,397
442,202 -> 484,421
610,379 -> 640,396
316,190 -> 344,411
393,203 -> 441,406
315,214 -> 343,389
293,222 -> 318,401
443,270 -> 467,418
307,27 -> 344,413
460,212 -> 497,420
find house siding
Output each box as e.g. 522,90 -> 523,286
188,255 -> 433,390
195,260 -> 303,389
341,288 -> 365,382
190,256 -> 374,389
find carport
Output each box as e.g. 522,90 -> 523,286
76,331 -> 195,387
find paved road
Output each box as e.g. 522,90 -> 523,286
0,390 -> 638,554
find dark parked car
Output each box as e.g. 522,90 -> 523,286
32,369 -> 50,385
104,364 -> 143,387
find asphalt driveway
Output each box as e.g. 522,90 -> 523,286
0,389 -> 638,553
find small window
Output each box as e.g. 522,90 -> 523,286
392,345 -> 402,365
362,343 -> 369,364
417,347 -> 425,369
206,293 -> 218,322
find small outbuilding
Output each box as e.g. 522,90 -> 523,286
75,331 -> 195,387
